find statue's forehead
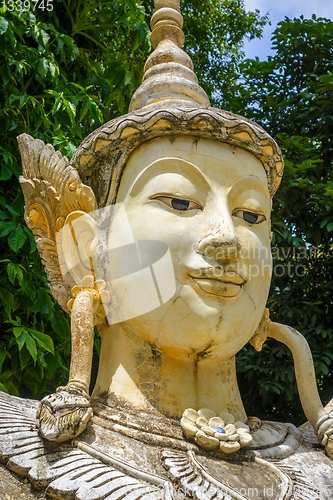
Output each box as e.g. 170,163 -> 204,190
118,136 -> 268,198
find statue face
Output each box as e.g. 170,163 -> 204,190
113,136 -> 272,360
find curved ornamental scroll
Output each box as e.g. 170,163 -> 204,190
18,133 -> 98,312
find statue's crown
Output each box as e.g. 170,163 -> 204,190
129,0 -> 210,111
69,0 -> 284,206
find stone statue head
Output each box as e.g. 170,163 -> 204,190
18,0 -> 283,415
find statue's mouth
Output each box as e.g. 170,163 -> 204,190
188,268 -> 245,297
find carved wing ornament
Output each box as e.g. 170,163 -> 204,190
0,391 -> 319,500
17,133 -> 98,312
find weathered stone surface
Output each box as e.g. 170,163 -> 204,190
0,463 -> 47,499
1,390 -> 333,500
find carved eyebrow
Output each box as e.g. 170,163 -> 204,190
227,176 -> 269,197
129,157 -> 210,196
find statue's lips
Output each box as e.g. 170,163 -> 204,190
189,270 -> 245,298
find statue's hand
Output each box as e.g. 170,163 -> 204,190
315,412 -> 333,459
36,385 -> 93,443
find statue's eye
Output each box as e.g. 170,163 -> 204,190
232,209 -> 266,225
171,198 -> 189,210
151,196 -> 202,211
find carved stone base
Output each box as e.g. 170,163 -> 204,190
0,463 -> 47,499
0,391 -> 332,500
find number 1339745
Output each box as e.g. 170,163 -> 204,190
2,0 -> 53,11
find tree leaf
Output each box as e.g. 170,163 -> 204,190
24,227 -> 37,253
13,327 -> 27,351
6,381 -> 19,397
37,58 -> 49,79
79,98 -> 90,122
0,221 -> 16,237
0,17 -> 8,35
326,221 -> 333,233
19,346 -> 30,370
6,262 -> 24,286
25,334 -> 37,361
0,351 -> 8,371
0,288 -> 14,315
29,329 -> 54,354
0,164 -> 12,181
8,226 -> 27,253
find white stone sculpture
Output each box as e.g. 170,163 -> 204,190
1,0 -> 333,498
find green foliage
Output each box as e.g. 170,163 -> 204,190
233,16 -> 333,424
0,0 -> 150,398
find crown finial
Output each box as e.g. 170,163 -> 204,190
150,0 -> 184,49
129,0 -> 210,111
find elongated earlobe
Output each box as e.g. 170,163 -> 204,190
59,211 -> 99,287
250,308 -> 270,352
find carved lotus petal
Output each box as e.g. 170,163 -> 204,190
214,432 -> 229,441
218,412 -> 235,425
67,298 -> 74,311
100,289 -> 111,303
198,408 -> 216,421
237,427 -> 251,435
196,416 -> 208,428
239,432 -> 253,447
208,416 -> 225,427
219,441 -> 241,454
180,417 -> 198,439
201,424 -> 215,436
225,423 -> 237,436
96,305 -> 107,318
94,279 -> 106,291
71,286 -> 82,298
235,422 -> 250,432
195,430 -> 219,450
183,409 -> 200,423
82,275 -> 94,288
227,433 -> 240,442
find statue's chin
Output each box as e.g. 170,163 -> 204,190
102,268 -> 267,358
120,300 -> 257,361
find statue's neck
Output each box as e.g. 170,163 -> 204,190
92,324 -> 247,421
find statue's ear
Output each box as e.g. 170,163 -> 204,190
250,308 -> 270,352
58,211 -> 99,287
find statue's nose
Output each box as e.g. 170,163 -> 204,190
197,215 -> 240,264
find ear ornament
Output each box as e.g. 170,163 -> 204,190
67,275 -> 111,325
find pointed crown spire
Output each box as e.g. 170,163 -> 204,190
129,0 -> 210,111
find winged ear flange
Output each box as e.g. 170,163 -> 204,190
0,391 -> 168,499
17,134 -> 98,312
